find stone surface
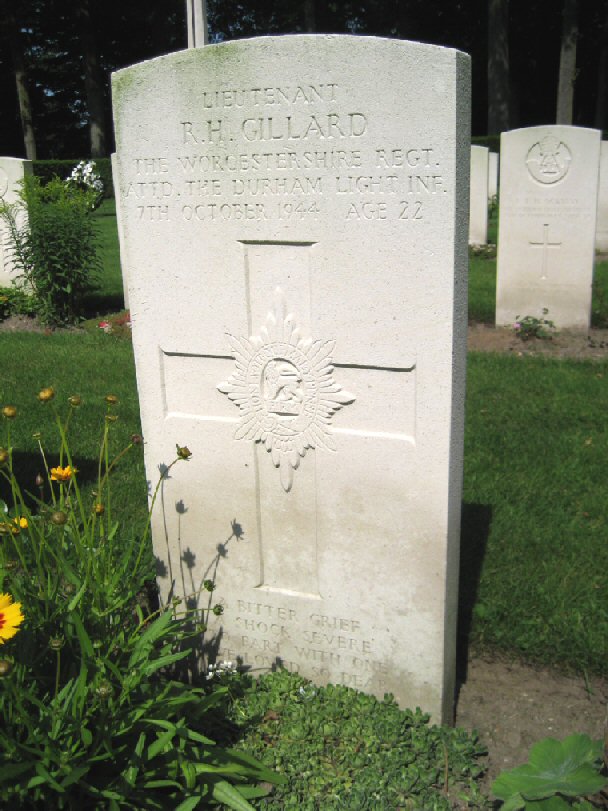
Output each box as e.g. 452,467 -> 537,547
496,126 -> 601,329
0,157 -> 32,287
469,144 -> 489,244
597,141 -> 608,253
110,153 -> 129,308
489,151 -> 498,201
112,35 -> 470,724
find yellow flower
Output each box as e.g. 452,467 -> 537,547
0,593 -> 24,644
13,517 -> 28,530
2,406 -> 16,419
50,465 -> 76,482
37,387 -> 55,402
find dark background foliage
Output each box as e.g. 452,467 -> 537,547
1,0 -> 607,159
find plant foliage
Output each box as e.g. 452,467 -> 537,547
0,175 -> 102,326
227,669 -> 490,809
492,734 -> 608,810
0,393 -> 282,809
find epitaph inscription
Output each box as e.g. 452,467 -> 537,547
218,289 -> 355,492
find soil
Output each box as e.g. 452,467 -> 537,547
5,313 -> 608,795
456,654 -> 608,794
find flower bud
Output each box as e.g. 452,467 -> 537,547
0,660 -> 13,677
2,406 -> 17,419
68,395 -> 82,408
95,680 -> 113,700
93,503 -> 105,516
35,473 -> 44,487
212,604 -> 224,616
105,414 -> 118,423
131,433 -> 143,445
37,387 -> 55,403
105,394 -> 119,405
176,445 -> 192,460
203,579 -> 216,592
49,636 -> 65,651
0,448 -> 8,464
50,511 -> 68,526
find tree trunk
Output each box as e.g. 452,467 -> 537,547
78,0 -> 107,157
556,0 -> 578,125
303,0 -> 315,32
487,0 -> 510,134
594,0 -> 608,130
3,2 -> 37,159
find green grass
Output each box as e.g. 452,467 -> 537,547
463,353 -> 608,675
84,199 -> 125,316
1,330 -> 606,679
0,332 -> 148,540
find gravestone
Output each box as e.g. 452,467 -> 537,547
469,145 -> 488,244
110,153 -> 129,308
597,142 -> 608,253
112,35 -> 470,723
489,151 -> 498,201
496,125 -> 601,329
0,157 -> 32,287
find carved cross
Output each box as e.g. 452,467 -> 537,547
529,223 -> 562,281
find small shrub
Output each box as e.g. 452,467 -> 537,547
0,286 -> 37,321
0,175 -> 102,326
513,309 -> 556,341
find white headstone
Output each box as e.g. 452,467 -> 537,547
0,157 -> 32,287
469,145 -> 489,244
496,126 -> 601,329
596,141 -> 608,253
112,35 -> 470,724
489,151 -> 498,201
110,153 -> 129,309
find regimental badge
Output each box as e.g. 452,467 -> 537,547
218,288 -> 355,492
525,135 -> 571,185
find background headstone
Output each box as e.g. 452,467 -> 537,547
469,144 -> 489,244
0,157 -> 32,287
112,35 -> 470,724
496,125 -> 601,329
596,141 -> 608,253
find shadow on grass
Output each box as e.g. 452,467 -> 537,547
0,450 -> 101,512
457,501 -> 493,683
82,292 -> 126,318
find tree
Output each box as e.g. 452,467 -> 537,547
487,0 -> 510,133
1,0 -> 37,159
556,0 -> 578,124
77,0 -> 107,157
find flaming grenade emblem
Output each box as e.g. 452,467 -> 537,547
218,289 -> 355,492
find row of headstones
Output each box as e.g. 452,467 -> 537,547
470,128 -> 608,329
3,37 -> 604,724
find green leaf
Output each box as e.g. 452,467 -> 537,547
174,797 -> 202,811
0,762 -> 31,783
212,780 -> 256,811
147,729 -> 175,760
492,735 -> 607,804
67,579 -> 87,611
69,610 -> 95,658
